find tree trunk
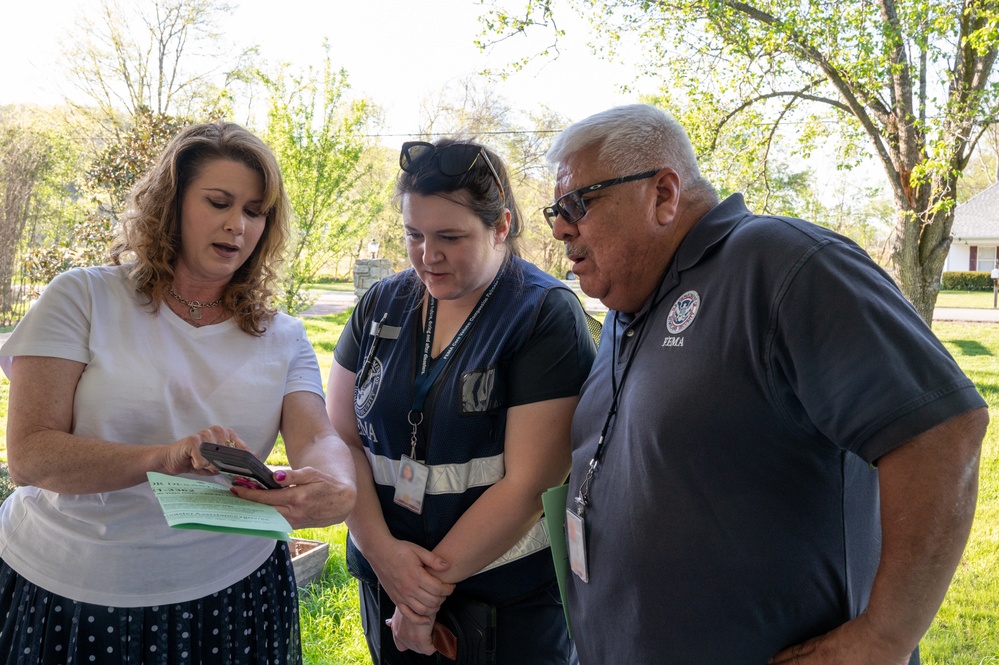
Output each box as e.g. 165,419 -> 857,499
890,183 -> 957,327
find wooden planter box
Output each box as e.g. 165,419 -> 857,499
290,538 -> 330,590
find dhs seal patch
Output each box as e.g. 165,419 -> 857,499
355,357 -> 383,418
666,290 -> 700,335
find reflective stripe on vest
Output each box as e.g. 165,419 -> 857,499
366,449 -> 505,493
363,449 -> 551,573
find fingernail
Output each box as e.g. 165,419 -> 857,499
230,487 -> 238,495
274,470 -> 286,481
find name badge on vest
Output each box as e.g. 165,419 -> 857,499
394,455 -> 429,514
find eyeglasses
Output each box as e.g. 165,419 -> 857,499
400,141 -> 505,201
542,169 -> 661,229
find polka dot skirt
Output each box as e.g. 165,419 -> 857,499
0,542 -> 302,664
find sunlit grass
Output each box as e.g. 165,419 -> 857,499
937,290 -> 999,309
922,322 -> 999,663
278,310 -> 371,663
305,281 -> 356,293
294,524 -> 369,665
0,307 -> 997,662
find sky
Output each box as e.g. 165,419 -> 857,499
0,0 -> 892,207
1,0 -> 651,139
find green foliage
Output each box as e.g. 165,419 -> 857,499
21,210 -> 118,284
261,44 -> 384,314
0,466 -> 15,504
0,117 -> 50,323
0,107 -> 90,327
411,79 -> 573,277
481,0 -> 999,322
942,272 -> 997,291
87,107 -> 186,214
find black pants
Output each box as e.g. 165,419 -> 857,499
359,581 -> 574,665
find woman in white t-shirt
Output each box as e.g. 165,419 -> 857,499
0,122 -> 356,664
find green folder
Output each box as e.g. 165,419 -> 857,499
542,483 -> 572,638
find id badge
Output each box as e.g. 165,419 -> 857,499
566,509 -> 589,583
393,455 -> 429,514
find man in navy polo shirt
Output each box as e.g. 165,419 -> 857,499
543,104 -> 989,665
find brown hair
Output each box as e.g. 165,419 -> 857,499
396,138 -> 522,256
110,121 -> 289,335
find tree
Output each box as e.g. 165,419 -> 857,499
18,108 -> 191,292
504,107 -> 575,277
484,0 -> 999,323
355,144 -> 406,273
0,106 -> 88,327
64,0 -> 256,136
261,45 -> 382,314
0,118 -> 49,325
87,107 -> 187,215
957,122 -> 999,198
415,79 -> 573,276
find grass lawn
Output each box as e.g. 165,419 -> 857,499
289,315 -> 999,664
306,281 -> 357,293
0,308 -> 996,663
921,321 -> 999,664
937,289 -> 999,309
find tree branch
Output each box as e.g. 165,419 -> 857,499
724,0 -> 904,201
709,80 -> 851,152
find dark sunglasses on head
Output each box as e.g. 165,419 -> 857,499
400,141 -> 505,201
542,169 -> 661,229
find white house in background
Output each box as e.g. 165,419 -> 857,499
945,183 -> 999,272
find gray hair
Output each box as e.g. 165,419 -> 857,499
547,104 -> 709,192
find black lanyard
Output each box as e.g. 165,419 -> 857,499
573,276 -> 668,516
406,266 -> 504,458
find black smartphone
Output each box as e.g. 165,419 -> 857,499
199,442 -> 281,490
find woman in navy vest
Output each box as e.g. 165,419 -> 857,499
327,139 -> 596,664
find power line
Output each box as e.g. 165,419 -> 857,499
360,129 -> 565,138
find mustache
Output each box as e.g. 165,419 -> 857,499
564,242 -> 590,260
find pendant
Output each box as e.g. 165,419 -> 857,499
189,307 -> 202,320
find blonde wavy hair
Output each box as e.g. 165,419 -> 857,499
110,122 -> 289,336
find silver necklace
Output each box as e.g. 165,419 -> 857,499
169,288 -> 223,321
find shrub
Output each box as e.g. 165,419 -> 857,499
941,271 -> 995,291
0,466 -> 16,504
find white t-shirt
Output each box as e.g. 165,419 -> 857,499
0,265 -> 324,606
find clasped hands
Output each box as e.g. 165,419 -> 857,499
372,539 -> 455,656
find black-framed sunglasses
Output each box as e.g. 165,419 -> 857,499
542,169 -> 661,229
399,141 -> 505,201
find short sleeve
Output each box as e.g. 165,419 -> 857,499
333,284 -> 379,373
284,316 -> 326,398
767,240 -> 985,463
506,287 -> 597,407
1,269 -> 94,378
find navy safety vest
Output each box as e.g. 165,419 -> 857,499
346,256 -> 566,603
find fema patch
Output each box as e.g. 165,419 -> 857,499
666,290 -> 701,335
355,357 -> 383,418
